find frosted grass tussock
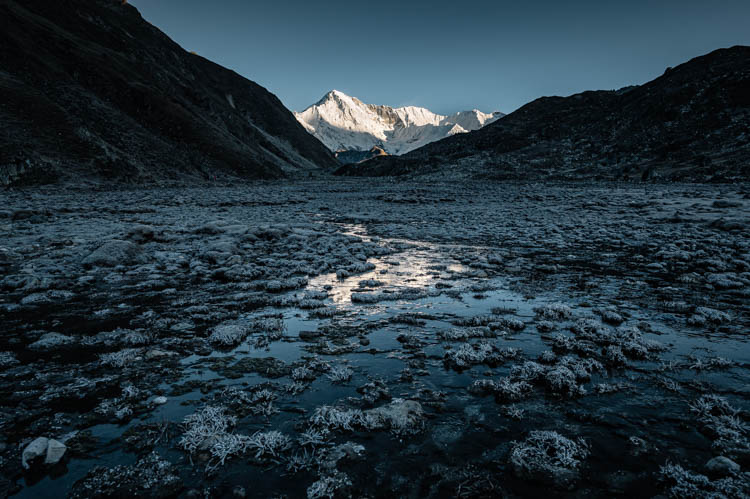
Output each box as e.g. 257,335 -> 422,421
604,345 -> 627,366
598,309 -> 624,325
310,400 -> 424,436
208,323 -> 249,347
352,287 -> 434,304
219,386 -> 254,404
509,361 -> 547,382
120,384 -> 141,400
350,292 -> 383,303
444,341 -> 504,369
689,395 -> 737,421
544,365 -> 587,396
121,330 -> 152,346
366,398 -> 425,436
504,356 -> 599,397
658,377 -> 682,392
336,262 -> 375,279
557,356 -> 604,381
99,348 -> 142,368
469,378 -> 532,401
551,334 -> 596,355
208,433 -> 253,471
307,472 -> 353,499
95,399 -> 133,421
536,320 -> 556,332
250,388 -> 277,403
284,381 -> 308,395
613,326 -> 666,358
570,318 -> 611,341
538,350 -> 557,364
298,299 -> 326,309
510,431 -> 589,485
249,400 -> 278,418
491,305 -> 517,315
593,382 -> 633,394
689,395 -> 749,453
309,307 -> 336,318
498,317 -> 526,331
179,406 -> 237,455
326,365 -> 353,383
438,327 -> 495,341
688,306 -> 732,325
287,448 -> 318,473
298,427 -> 331,448
565,320 -> 665,360
247,430 -> 291,459
688,356 -> 734,370
707,415 -> 748,442
310,406 -> 366,432
452,315 -> 496,327
502,405 -> 525,420
658,462 -> 749,498
358,279 -> 384,288
253,317 -> 287,340
534,303 -> 573,322
303,290 -> 329,300
292,365 -> 316,382
219,387 -> 278,417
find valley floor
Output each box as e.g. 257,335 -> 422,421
1,181 -> 749,498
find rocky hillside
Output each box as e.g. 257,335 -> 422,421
338,46 -> 750,181
0,0 -> 337,186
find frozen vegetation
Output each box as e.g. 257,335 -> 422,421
0,180 -> 748,497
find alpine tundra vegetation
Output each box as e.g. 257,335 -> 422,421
2,181 -> 749,497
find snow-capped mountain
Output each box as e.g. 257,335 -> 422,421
295,90 -> 503,157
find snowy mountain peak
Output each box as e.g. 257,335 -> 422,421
295,90 -> 503,158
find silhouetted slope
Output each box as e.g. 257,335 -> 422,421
338,46 -> 750,181
0,0 -> 337,185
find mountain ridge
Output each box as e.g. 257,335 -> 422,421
295,90 -> 502,160
0,0 -> 337,186
336,46 -> 750,181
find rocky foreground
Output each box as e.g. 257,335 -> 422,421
0,181 -> 748,498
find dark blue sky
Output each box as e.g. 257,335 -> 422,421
130,0 -> 750,115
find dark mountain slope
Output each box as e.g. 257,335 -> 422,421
338,46 -> 750,181
0,0 -> 337,185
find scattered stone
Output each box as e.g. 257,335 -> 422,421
705,456 -> 740,477
82,240 -> 143,267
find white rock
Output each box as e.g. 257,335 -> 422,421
22,437 -> 48,469
45,439 -> 66,465
153,396 -> 168,405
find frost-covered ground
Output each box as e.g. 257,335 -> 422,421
0,181 -> 749,498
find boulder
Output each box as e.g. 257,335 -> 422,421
705,456 -> 740,477
126,225 -> 156,243
45,439 -> 67,465
82,240 -> 142,267
22,437 -> 49,469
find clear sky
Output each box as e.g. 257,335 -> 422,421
129,0 -> 750,115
